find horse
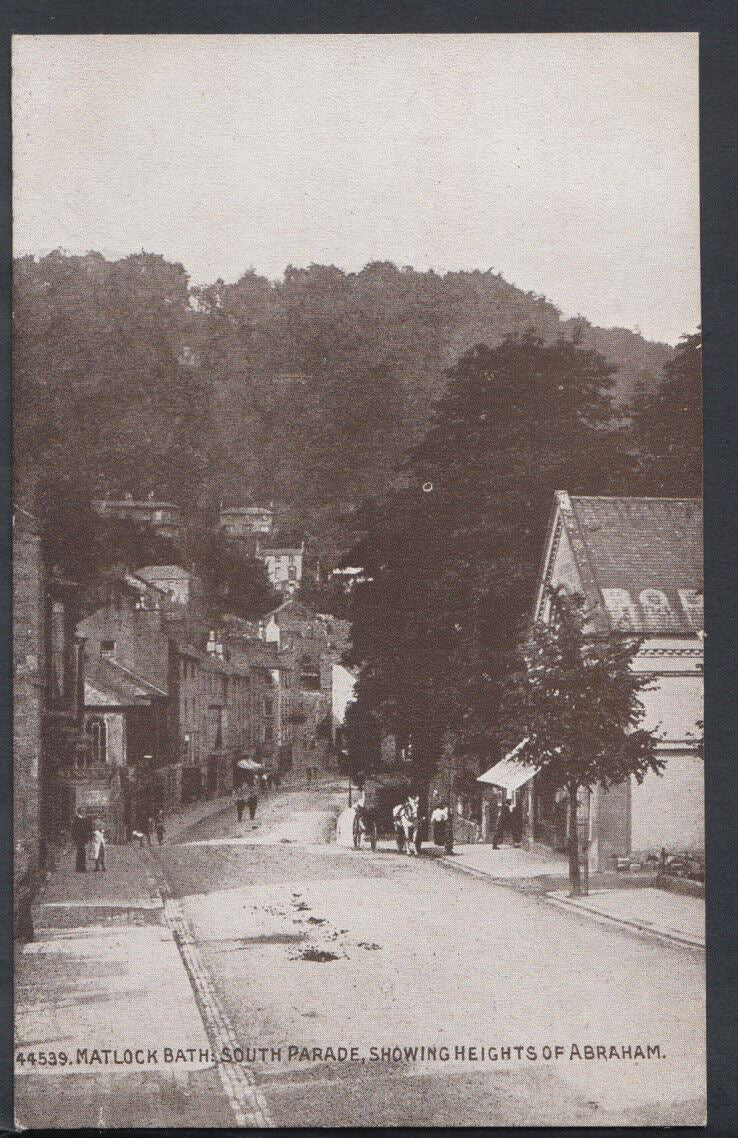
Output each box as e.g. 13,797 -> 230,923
399,795 -> 421,856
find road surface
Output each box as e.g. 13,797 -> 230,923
152,782 -> 705,1127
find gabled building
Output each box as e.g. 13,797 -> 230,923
256,540 -> 305,595
520,492 -> 703,870
135,564 -> 192,606
92,494 -> 182,540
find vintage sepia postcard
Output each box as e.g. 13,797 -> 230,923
12,32 -> 703,1127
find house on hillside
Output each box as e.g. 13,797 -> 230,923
136,564 -> 192,606
260,598 -> 323,649
484,493 -> 703,871
219,505 -> 274,539
92,493 -> 182,540
256,540 -> 305,595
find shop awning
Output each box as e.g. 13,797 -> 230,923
477,739 -> 537,792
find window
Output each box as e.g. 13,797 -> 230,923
300,658 -> 320,692
101,640 -> 116,657
288,567 -> 297,580
85,716 -> 107,764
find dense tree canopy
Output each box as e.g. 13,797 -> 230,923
14,251 -> 210,506
346,333 -> 639,782
13,251 -> 673,563
632,330 -> 702,495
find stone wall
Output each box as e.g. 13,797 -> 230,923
13,519 -> 45,904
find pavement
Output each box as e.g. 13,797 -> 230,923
15,783 -> 706,1128
15,843 -> 232,1129
439,842 -> 705,949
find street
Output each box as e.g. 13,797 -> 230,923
153,782 -> 705,1127
15,780 -> 705,1128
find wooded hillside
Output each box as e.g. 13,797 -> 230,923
13,251 -> 673,560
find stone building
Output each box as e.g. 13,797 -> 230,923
482,493 -> 704,870
135,564 -> 192,606
168,631 -> 252,801
13,504 -> 90,903
13,507 -> 46,928
91,493 -> 182,540
256,540 -> 305,595
219,505 -> 274,539
78,578 -> 253,820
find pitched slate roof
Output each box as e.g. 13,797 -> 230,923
85,656 -> 168,707
268,598 -> 316,622
554,494 -> 703,635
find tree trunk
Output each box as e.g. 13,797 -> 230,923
567,784 -> 582,896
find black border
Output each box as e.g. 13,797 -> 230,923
2,3 -> 736,1137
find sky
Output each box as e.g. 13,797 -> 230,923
12,33 -> 699,345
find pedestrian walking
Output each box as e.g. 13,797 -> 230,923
492,799 -> 513,849
233,783 -> 247,823
71,808 -> 92,872
155,809 -> 166,846
91,824 -> 106,871
306,767 -> 313,788
144,815 -> 155,847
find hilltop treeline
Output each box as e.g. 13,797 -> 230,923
14,251 -> 674,559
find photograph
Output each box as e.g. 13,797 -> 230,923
11,32 -> 703,1128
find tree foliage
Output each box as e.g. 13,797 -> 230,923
342,699 -> 382,783
632,330 -> 702,495
37,481 -> 179,584
14,251 -> 674,564
501,589 -> 663,893
187,528 -> 277,620
346,333 -> 637,781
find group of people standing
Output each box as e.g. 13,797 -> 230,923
71,805 -> 171,870
71,809 -> 107,872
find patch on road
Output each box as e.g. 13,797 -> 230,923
291,947 -> 343,963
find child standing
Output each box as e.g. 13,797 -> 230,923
91,825 -> 106,872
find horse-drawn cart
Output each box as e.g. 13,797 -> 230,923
352,775 -> 424,853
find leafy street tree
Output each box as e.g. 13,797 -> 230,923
342,699 -> 382,784
501,589 -> 663,896
632,330 -> 702,496
187,529 -> 277,620
347,333 -> 637,790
